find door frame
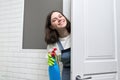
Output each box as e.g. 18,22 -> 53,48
117,0 -> 120,79
71,0 -> 85,80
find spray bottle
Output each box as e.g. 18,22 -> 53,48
48,48 -> 61,80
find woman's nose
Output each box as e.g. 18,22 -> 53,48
58,19 -> 61,22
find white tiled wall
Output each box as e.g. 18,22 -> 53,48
0,0 -> 49,80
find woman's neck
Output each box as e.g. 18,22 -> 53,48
57,28 -> 70,38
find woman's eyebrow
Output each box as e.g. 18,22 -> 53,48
52,17 -> 57,20
58,13 -> 62,16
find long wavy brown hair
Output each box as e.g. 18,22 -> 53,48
45,10 -> 71,44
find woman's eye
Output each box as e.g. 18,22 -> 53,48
52,20 -> 56,22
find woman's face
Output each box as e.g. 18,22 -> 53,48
50,12 -> 67,30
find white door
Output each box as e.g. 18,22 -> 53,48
71,0 -> 118,80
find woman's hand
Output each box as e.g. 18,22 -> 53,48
48,53 -> 55,66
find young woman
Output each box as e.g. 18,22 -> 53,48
45,10 -> 71,80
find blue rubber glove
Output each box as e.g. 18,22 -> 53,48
48,53 -> 55,66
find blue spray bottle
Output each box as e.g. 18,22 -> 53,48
48,48 -> 61,80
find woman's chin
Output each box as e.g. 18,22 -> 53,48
58,26 -> 66,29
59,24 -> 67,28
